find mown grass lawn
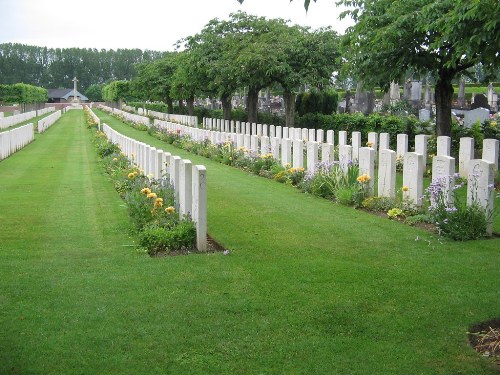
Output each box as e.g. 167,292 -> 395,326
0,109 -> 498,374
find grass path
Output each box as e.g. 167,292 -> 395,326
0,109 -> 498,374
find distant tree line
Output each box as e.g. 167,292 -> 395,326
0,83 -> 47,111
0,43 -> 165,94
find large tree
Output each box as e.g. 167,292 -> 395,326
238,0 -> 500,135
337,0 -> 500,136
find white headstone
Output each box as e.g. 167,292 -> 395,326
179,160 -> 193,216
338,131 -> 347,146
271,137 -> 280,160
281,138 -> 292,167
316,129 -> 324,143
459,137 -> 474,178
436,136 -> 451,157
338,144 -> 353,174
432,155 -> 455,206
396,134 -> 408,159
379,133 -> 390,151
261,136 -> 270,155
378,149 -> 397,198
306,141 -> 319,173
358,147 -> 375,195
293,139 -> 304,168
326,130 -> 334,145
403,152 -> 424,207
482,138 -> 499,173
351,131 -> 361,162
321,143 -> 334,163
192,165 -> 207,250
467,159 -> 495,235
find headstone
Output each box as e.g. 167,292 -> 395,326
464,107 -> 490,127
301,128 -> 308,141
378,149 -> 397,198
338,131 -> 347,146
482,138 -> 499,173
487,83 -> 498,111
467,159 -> 495,235
321,143 -> 334,163
307,142 -> 319,173
436,136 -> 451,157
432,155 -> 455,206
338,145 -> 353,174
415,134 -> 429,169
470,94 -> 490,110
308,129 -> 316,142
281,139 -> 292,167
293,139 -> 304,168
459,137 -> 474,178
457,79 -> 466,108
316,129 -> 324,143
179,160 -> 193,216
424,83 -> 432,110
269,125 -> 275,138
419,108 -> 431,122
326,130 -> 334,145
276,126 -> 282,139
192,165 -> 207,251
396,134 -> 408,159
261,136 -> 270,155
358,147 -> 375,195
403,152 -> 424,207
271,137 -> 280,160
379,133 -> 390,151
410,81 -> 422,102
403,80 -> 412,100
351,131 -> 361,162
250,135 -> 259,152
390,81 -> 400,102
244,134 -> 251,150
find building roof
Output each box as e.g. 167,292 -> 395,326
47,88 -> 88,101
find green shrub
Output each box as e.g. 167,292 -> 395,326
139,221 -> 196,256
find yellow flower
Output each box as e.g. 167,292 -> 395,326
112,158 -> 118,162
402,186 -> 409,192
366,141 -> 374,147
356,174 -> 371,183
154,198 -> 163,208
141,187 -> 151,194
128,172 -> 135,179
147,192 -> 157,199
165,206 -> 175,214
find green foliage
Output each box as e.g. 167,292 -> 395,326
139,221 -> 196,256
0,83 -> 47,104
85,84 -> 103,102
337,0 -> 500,136
0,43 -> 164,91
425,177 -> 490,240
296,89 -> 339,116
102,80 -> 131,103
91,127 -> 195,254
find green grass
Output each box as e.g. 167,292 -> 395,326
0,109 -> 499,374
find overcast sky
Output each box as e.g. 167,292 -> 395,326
0,0 -> 353,51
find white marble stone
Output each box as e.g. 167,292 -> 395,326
432,155 -> 455,206
482,138 -> 499,173
467,159 -> 495,235
378,149 -> 397,198
192,165 -> 207,250
179,159 -> 193,216
358,147 -> 375,195
293,139 -> 304,168
403,152 -> 424,207
351,131 -> 361,162
306,141 -> 319,173
436,136 -> 451,157
321,143 -> 334,163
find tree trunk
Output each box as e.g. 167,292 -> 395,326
434,69 -> 454,137
186,96 -> 195,116
221,94 -> 232,121
246,87 -> 259,124
178,100 -> 185,112
283,91 -> 296,128
165,97 -> 173,114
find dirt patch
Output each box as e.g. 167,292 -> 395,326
468,318 -> 500,366
150,235 -> 229,257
